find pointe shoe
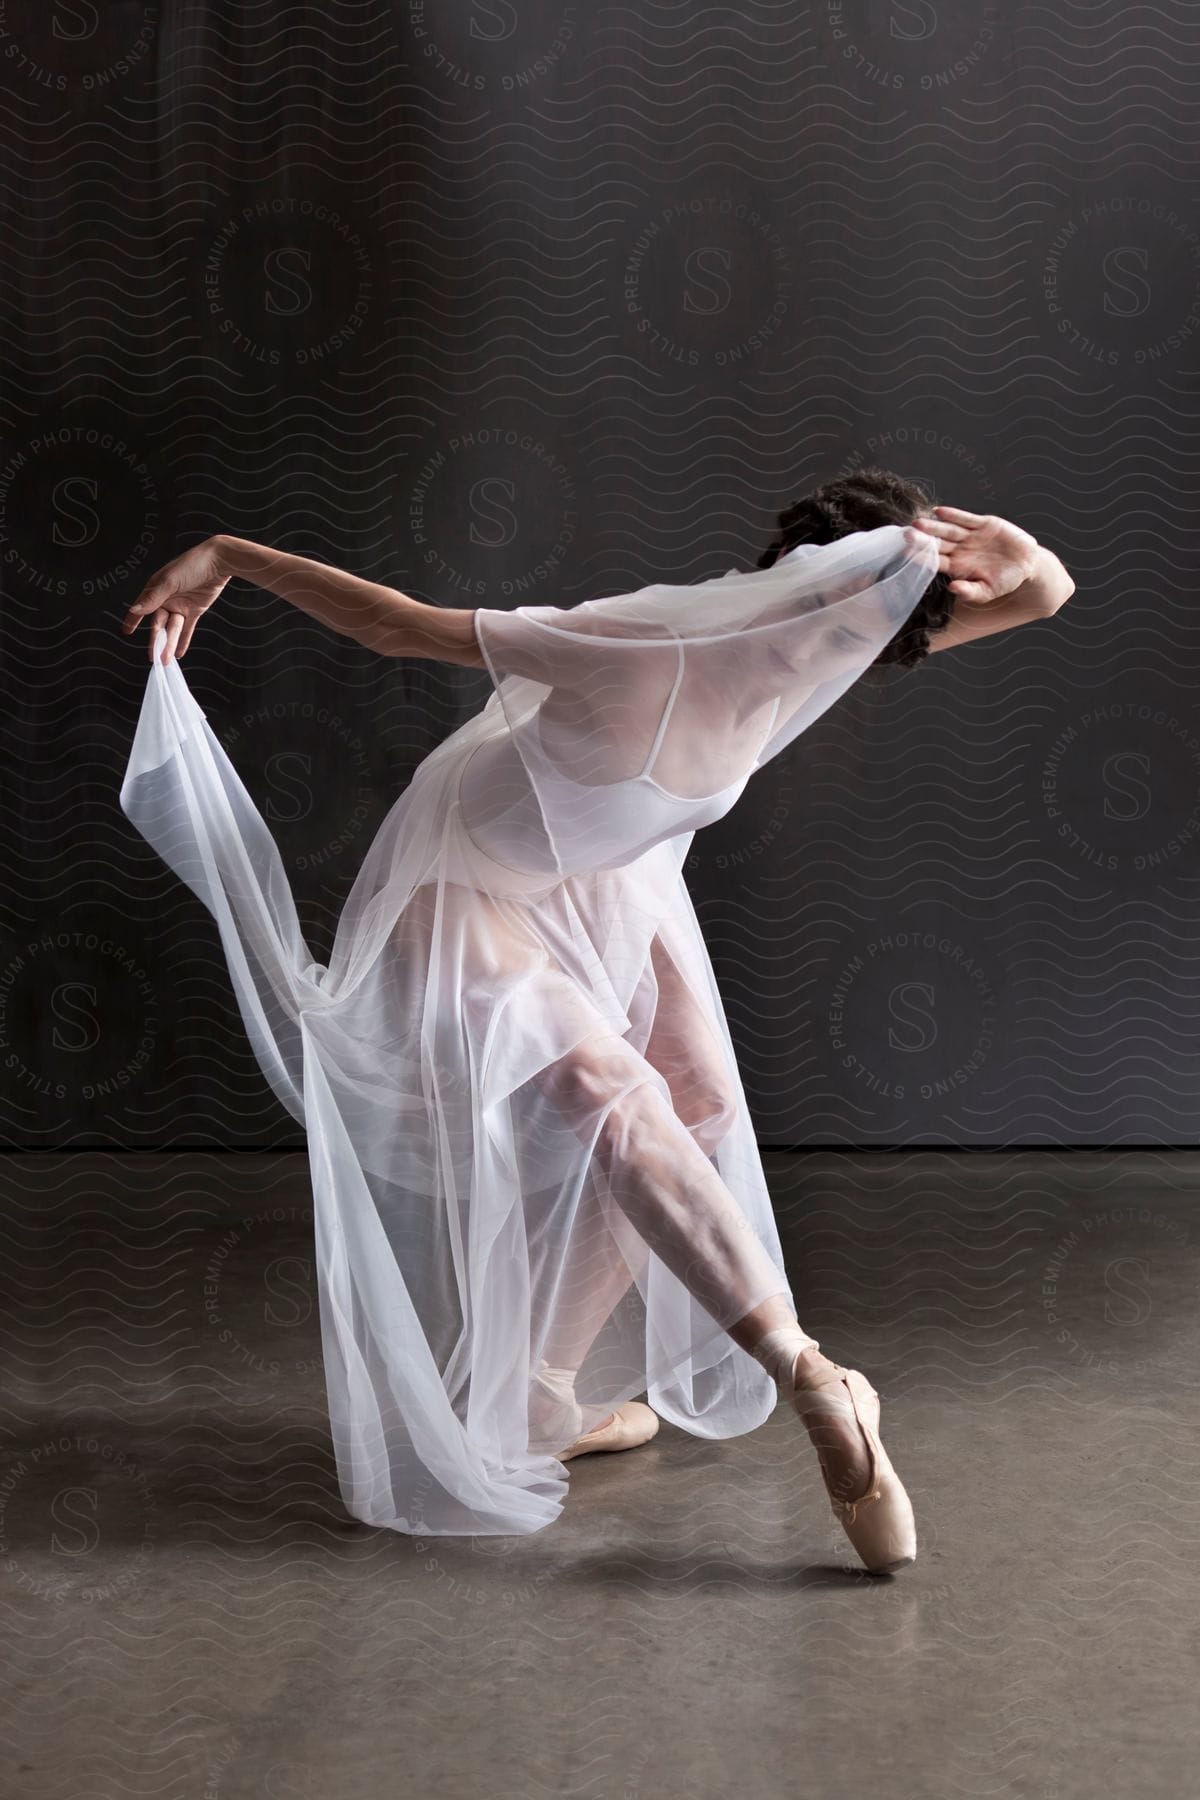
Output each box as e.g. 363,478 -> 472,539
753,1329 -> 917,1574
798,1365 -> 916,1573
558,1401 -> 660,1462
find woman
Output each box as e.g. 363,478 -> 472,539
118,469 -> 1074,1572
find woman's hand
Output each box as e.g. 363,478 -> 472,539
120,535 -> 232,663
910,505 -> 1041,606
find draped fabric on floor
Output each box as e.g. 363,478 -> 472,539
118,523 -> 939,1535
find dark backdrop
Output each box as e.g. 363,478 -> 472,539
3,0 -> 1199,1149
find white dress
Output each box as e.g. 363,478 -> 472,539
119,523 -> 938,1536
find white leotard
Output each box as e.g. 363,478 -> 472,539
456,630 -> 779,889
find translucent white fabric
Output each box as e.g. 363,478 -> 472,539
118,523 -> 939,1536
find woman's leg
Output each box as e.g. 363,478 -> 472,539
464,893 -> 871,1489
548,1037 -> 798,1328
539,928 -> 763,1375
535,1158 -> 647,1378
531,1024 -> 873,1493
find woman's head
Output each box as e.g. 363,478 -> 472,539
757,466 -> 954,668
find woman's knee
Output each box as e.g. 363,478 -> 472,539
533,1031 -> 658,1138
534,1029 -> 736,1158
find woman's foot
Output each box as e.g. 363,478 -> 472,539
789,1347 -> 875,1504
529,1362 -> 660,1462
752,1327 -> 917,1574
558,1401 -> 660,1461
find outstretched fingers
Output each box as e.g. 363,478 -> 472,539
908,519 -> 954,572
121,586 -> 163,635
122,583 -> 184,662
913,514 -> 969,542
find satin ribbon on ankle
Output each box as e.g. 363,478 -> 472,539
750,1325 -> 821,1391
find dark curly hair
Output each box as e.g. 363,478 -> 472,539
756,466 -> 955,669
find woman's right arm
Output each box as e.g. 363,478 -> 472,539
912,507 -> 1075,654
216,537 -> 485,665
120,532 -> 486,667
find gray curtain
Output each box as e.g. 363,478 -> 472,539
3,0 -> 1197,1147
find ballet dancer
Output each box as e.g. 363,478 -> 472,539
119,468 -> 1074,1571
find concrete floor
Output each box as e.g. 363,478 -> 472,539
1,1148 -> 1197,1800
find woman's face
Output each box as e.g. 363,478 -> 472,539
812,575 -> 880,667
762,579 -> 883,678
771,522 -> 931,673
